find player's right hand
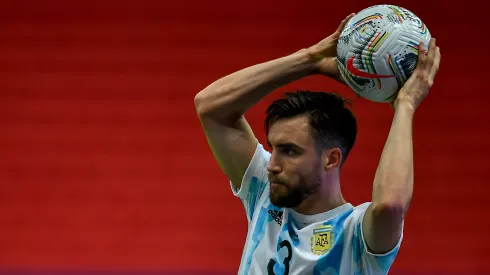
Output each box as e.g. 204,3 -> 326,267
307,13 -> 355,83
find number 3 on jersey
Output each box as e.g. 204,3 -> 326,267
267,240 -> 292,275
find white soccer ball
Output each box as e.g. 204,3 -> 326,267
336,5 -> 431,103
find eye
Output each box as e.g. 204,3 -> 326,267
281,147 -> 297,156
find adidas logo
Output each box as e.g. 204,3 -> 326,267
268,210 -> 283,226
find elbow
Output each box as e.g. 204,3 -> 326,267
194,90 -> 212,117
194,85 -> 240,123
194,88 -> 237,122
371,198 -> 410,222
194,84 -> 227,118
194,91 -> 205,113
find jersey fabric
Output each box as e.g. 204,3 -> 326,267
230,142 -> 403,275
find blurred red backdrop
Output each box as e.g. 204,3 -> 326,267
0,0 -> 489,274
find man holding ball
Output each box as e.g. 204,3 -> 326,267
194,12 -> 440,275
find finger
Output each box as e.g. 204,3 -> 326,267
429,46 -> 441,80
427,38 -> 436,56
335,13 -> 355,34
416,41 -> 427,70
426,38 -> 437,65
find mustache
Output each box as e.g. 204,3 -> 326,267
268,174 -> 287,185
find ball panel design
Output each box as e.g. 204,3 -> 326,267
336,5 -> 431,103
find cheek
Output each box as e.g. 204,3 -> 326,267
295,161 -> 322,186
284,165 -> 311,187
282,154 -> 321,183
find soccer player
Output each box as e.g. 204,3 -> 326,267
194,13 -> 440,274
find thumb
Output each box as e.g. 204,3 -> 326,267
335,13 -> 355,35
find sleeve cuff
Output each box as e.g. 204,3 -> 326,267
359,205 -> 404,257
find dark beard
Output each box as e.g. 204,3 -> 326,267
269,177 -> 321,208
269,160 -> 323,208
269,184 -> 308,208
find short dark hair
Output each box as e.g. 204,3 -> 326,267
265,90 -> 357,165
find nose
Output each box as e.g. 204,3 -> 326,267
267,153 -> 282,174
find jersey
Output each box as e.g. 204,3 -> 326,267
230,142 -> 403,275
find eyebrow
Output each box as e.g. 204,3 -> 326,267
267,140 -> 304,151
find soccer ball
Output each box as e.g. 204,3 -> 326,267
336,5 -> 431,103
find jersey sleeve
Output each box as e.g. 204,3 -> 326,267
229,141 -> 270,223
352,203 -> 403,274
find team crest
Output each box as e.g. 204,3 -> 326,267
310,225 -> 334,255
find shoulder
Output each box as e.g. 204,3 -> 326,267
353,202 -> 371,213
241,142 -> 271,183
342,202 -> 372,229
241,142 -> 271,186
344,202 -> 371,219
246,142 -> 271,171
255,142 -> 271,161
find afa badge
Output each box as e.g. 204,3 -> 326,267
310,225 -> 334,255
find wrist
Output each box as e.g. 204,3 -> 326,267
292,48 -> 319,75
393,98 -> 416,116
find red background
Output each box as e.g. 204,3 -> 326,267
0,0 -> 489,274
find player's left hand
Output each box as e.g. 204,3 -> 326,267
394,38 -> 440,110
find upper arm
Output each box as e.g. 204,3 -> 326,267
362,203 -> 404,254
197,114 -> 258,190
349,203 -> 402,274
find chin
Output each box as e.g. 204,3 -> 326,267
269,193 -> 302,208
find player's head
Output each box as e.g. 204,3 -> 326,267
264,90 -> 357,208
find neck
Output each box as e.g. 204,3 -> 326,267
292,170 -> 346,215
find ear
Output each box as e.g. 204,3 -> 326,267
323,148 -> 342,171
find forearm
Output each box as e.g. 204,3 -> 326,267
371,100 -> 415,214
194,49 -> 316,122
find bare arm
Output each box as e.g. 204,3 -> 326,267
194,15 -> 355,189
362,101 -> 415,253
363,38 -> 441,254
194,50 -> 316,188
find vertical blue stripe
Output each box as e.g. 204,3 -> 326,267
246,176 -> 267,221
313,209 -> 353,275
267,213 -> 299,275
241,197 -> 276,275
285,213 -> 300,247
